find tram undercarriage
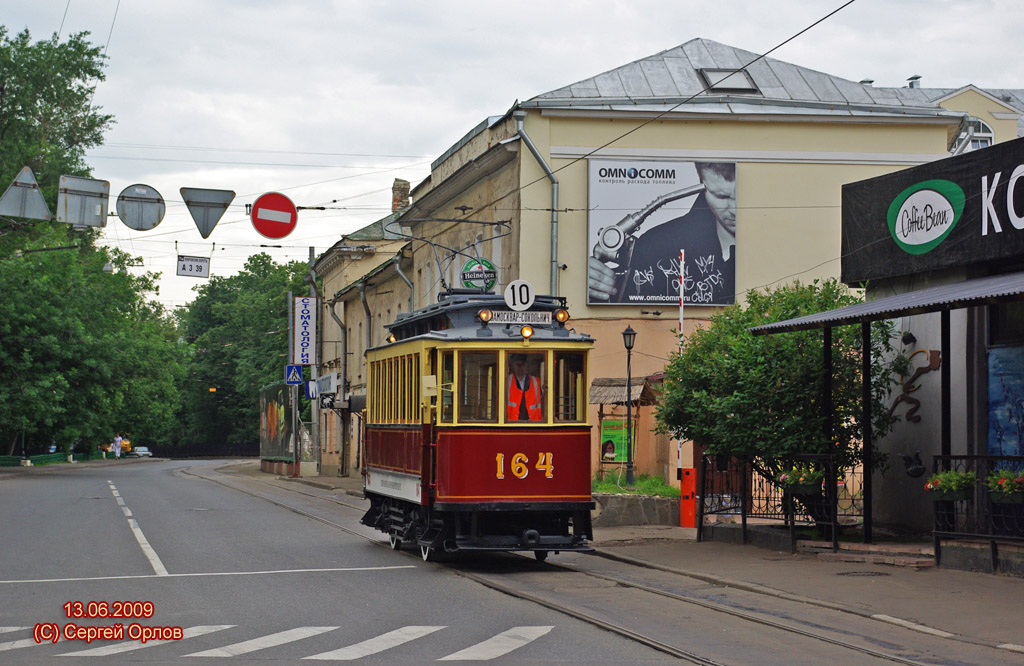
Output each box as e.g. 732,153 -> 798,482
361,492 -> 594,562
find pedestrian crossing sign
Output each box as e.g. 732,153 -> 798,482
285,365 -> 303,385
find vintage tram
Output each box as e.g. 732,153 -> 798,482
360,287 -> 594,561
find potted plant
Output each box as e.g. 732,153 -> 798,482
776,465 -> 824,495
923,470 -> 977,501
986,468 -> 1024,504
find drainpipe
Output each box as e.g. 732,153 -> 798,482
513,109 -> 559,296
358,281 -> 372,352
392,253 -> 414,312
327,299 -> 346,398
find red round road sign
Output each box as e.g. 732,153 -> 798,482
250,192 -> 298,239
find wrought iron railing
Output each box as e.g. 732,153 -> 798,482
931,455 -> 1024,569
698,453 -> 864,552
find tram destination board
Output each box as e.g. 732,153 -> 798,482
490,310 -> 551,324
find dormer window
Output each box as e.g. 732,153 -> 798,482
698,68 -> 760,94
951,117 -> 994,153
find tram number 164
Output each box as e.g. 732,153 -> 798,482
495,452 -> 554,480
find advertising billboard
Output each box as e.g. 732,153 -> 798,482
587,159 -> 737,306
842,136 -> 1024,283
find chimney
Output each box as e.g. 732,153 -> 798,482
391,178 -> 410,212
907,75 -> 922,89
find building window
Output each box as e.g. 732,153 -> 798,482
698,68 -> 760,94
952,117 -> 994,153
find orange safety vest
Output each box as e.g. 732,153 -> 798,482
507,375 -> 543,421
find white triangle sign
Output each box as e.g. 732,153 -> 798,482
180,187 -> 236,239
0,167 -> 52,221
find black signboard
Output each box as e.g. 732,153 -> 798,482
842,136 -> 1024,284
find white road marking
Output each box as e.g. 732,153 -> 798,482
185,626 -> 338,657
1000,643 -> 1024,654
126,518 -> 168,576
438,626 -> 553,661
870,614 -> 954,638
303,626 -> 446,660
257,208 -> 292,224
0,627 -> 27,634
0,637 -> 45,652
59,624 -> 234,657
107,483 -> 168,576
0,565 -> 415,585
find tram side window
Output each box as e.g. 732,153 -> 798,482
440,351 -> 454,423
506,352 -> 547,422
460,351 -> 498,422
554,351 -> 586,422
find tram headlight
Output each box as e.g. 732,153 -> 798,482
477,309 -> 493,323
554,309 -> 570,324
521,325 -> 534,339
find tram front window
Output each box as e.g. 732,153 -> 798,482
459,351 -> 498,422
554,351 -> 586,422
506,352 -> 546,422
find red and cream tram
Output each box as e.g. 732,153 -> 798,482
360,288 -> 593,561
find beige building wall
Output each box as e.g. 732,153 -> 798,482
932,87 -> 1020,144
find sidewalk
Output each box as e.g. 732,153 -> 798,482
261,463 -> 1024,653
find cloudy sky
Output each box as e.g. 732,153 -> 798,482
7,0 -> 1023,308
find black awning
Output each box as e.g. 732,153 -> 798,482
749,271 -> 1024,336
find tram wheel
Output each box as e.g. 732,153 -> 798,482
534,550 -> 548,563
389,534 -> 402,550
420,545 -> 432,562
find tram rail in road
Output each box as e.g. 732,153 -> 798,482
192,465 -> 1014,666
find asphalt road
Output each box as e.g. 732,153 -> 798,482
0,460 -> 673,664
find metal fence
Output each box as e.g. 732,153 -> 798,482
931,455 -> 1024,569
698,453 -> 865,552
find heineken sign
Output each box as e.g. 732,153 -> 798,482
461,258 -> 497,291
843,136 -> 1024,283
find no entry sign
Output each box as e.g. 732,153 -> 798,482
251,192 -> 297,239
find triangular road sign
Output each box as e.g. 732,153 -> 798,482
180,187 -> 236,239
0,167 -> 52,221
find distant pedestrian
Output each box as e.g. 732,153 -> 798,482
113,433 -> 122,459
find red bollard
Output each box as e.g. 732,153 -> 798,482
680,468 -> 696,528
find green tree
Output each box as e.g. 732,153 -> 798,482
178,254 -> 310,452
0,27 -> 112,211
656,279 -> 904,482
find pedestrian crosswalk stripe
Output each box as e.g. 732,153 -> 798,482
303,626 -> 446,661
58,625 -> 234,657
0,637 -> 45,652
438,626 -> 554,661
185,626 -> 338,657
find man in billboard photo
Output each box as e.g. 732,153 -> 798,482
588,161 -> 737,305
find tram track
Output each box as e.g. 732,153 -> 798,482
185,465 -> 984,665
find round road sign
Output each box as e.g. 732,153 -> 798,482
116,183 -> 165,231
504,280 -> 535,311
251,192 -> 298,239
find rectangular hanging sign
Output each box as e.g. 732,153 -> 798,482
176,255 -> 210,278
291,296 -> 318,366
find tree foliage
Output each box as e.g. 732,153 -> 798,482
656,279 -> 904,477
178,254 -> 310,451
0,27 -> 112,210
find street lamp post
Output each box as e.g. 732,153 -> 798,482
622,325 -> 637,486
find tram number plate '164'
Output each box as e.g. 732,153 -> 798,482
490,310 -> 552,324
496,452 -> 554,479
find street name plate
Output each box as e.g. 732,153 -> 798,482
490,310 -> 551,324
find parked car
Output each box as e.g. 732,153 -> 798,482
129,446 -> 152,458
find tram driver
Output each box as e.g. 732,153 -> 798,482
507,353 -> 544,421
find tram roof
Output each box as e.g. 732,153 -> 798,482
380,289 -> 593,346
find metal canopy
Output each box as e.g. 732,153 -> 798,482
749,271 -> 1024,336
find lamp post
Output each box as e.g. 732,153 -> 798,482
622,325 -> 637,486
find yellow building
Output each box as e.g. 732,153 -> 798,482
318,39 -> 983,484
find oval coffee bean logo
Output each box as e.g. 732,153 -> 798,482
886,179 -> 965,255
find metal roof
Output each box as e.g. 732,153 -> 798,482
749,272 -> 1024,336
523,38 -> 963,121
